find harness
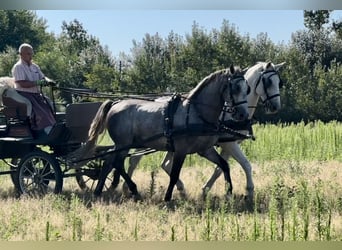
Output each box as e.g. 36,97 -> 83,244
162,73 -> 255,151
163,93 -> 182,151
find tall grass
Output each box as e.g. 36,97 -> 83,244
241,120 -> 341,162
0,121 -> 340,241
132,120 -> 341,170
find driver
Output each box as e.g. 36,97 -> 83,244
11,43 -> 56,137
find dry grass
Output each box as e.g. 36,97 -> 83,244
0,160 -> 341,241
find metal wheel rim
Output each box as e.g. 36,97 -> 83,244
18,153 -> 62,196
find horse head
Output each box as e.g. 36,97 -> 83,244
253,62 -> 285,114
222,65 -> 249,121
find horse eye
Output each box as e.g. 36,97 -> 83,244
247,85 -> 251,95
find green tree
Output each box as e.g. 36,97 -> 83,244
128,33 -> 170,93
55,19 -> 117,90
181,22 -> 217,87
304,10 -> 332,31
0,46 -> 17,76
84,64 -> 119,93
0,10 -> 50,52
214,20 -> 251,69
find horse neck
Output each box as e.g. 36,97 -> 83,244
247,91 -> 259,119
190,82 -> 224,124
246,64 -> 263,119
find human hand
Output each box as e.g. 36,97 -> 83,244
36,79 -> 48,86
44,77 -> 56,86
36,78 -> 56,87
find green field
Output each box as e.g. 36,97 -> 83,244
0,121 -> 341,241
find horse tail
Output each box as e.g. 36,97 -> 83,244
68,100 -> 114,164
88,99 -> 114,142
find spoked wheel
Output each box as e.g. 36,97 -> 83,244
75,158 -> 118,193
16,150 -> 63,197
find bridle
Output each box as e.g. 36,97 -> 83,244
220,74 -> 249,120
187,73 -> 249,126
255,70 -> 283,104
222,74 -> 249,111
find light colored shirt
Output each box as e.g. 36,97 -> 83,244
11,59 -> 44,93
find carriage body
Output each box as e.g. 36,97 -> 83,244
0,101 -> 103,158
0,81 -> 108,196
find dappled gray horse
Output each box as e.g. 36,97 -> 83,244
72,66 -> 249,201
126,62 -> 285,201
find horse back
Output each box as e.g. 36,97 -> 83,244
107,99 -> 169,147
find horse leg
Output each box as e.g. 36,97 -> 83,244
228,143 -> 254,202
116,159 -> 140,200
164,153 -> 186,202
201,143 -> 232,196
120,153 -> 143,194
110,152 -> 140,199
111,168 -> 121,189
198,147 -> 233,199
94,154 -> 116,197
161,152 -> 186,197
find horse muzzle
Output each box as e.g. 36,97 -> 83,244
231,106 -> 249,121
264,99 -> 281,114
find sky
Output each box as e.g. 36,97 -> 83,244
35,10 -> 342,57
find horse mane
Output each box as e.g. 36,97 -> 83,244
255,61 -> 275,72
187,68 -> 236,100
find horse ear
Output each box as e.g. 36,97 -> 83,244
265,61 -> 272,70
230,64 -> 235,74
274,62 -> 286,71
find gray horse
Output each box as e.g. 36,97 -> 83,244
73,66 -> 249,201
125,62 -> 285,201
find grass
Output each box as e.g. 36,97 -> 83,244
0,121 -> 340,241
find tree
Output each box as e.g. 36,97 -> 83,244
84,64 -> 119,93
214,20 -> 251,69
332,19 -> 342,39
0,46 -> 17,76
128,33 -> 170,93
181,22 -> 217,86
0,10 -> 51,52
52,19 -> 117,91
304,10 -> 332,31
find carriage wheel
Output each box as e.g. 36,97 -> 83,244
75,159 -> 117,193
16,151 -> 63,197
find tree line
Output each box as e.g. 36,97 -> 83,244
0,10 -> 341,122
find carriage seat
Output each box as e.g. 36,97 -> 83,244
0,82 -> 33,137
1,87 -> 32,120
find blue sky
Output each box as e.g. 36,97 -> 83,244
35,10 -> 342,57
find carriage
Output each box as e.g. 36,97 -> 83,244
0,78 -> 115,196
0,62 -> 283,201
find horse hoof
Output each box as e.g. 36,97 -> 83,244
179,190 -> 187,200
225,192 -> 233,200
122,186 -> 130,197
201,187 -> 210,200
133,193 -> 142,202
93,190 -> 102,198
